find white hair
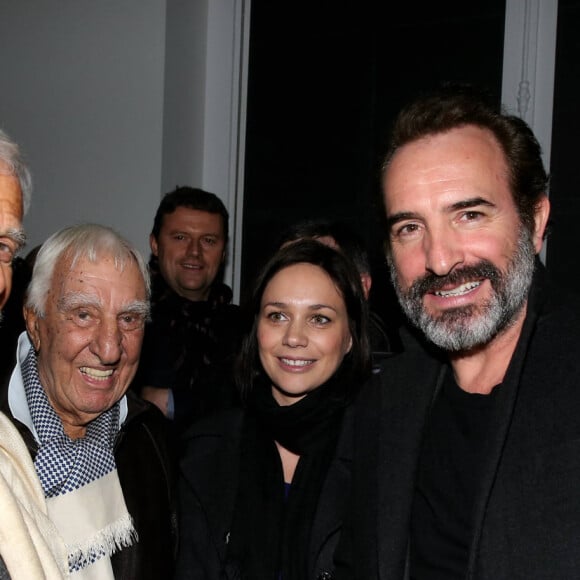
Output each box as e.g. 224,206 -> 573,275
26,223 -> 150,316
0,128 -> 32,214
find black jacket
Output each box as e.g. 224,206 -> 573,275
132,279 -> 242,432
176,406 -> 354,580
4,391 -> 177,580
336,266 -> 580,579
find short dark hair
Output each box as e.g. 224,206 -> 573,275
151,186 -> 229,242
277,218 -> 371,276
237,239 -> 371,400
382,84 -> 549,236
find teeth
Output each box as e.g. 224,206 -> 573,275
435,281 -> 481,298
281,358 -> 313,367
80,367 -> 113,379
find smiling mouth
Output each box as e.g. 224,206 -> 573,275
280,358 -> 314,368
433,281 -> 482,298
80,367 -> 114,380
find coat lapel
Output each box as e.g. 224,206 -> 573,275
308,407 -> 354,574
180,411 -> 243,564
375,340 -> 444,578
466,302 -> 540,578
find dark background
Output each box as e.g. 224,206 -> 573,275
241,0 -> 507,325
547,0 -> 580,290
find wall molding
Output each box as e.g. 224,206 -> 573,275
502,0 -> 558,262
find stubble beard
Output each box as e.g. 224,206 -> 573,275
390,227 -> 536,352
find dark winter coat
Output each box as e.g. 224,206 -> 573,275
335,265 -> 580,579
176,406 -> 354,580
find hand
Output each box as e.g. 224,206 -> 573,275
141,386 -> 170,417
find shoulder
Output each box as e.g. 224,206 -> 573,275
181,408 -> 245,462
119,392 -> 175,471
363,326 -> 444,394
179,409 -> 245,508
526,268 -> 580,349
181,409 -> 245,461
124,390 -> 167,432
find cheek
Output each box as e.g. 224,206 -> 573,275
257,324 -> 274,353
124,334 -> 145,363
343,332 -> 353,355
390,247 -> 421,285
321,332 -> 350,362
207,249 -> 224,267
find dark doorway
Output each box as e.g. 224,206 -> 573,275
241,1 -> 506,328
546,0 -> 580,290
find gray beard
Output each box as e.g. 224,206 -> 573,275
390,227 -> 536,352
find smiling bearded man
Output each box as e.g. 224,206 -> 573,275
333,85 -> 580,580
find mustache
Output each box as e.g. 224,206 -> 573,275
407,261 -> 501,299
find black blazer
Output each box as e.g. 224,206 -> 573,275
176,406 -> 354,580
336,266 -> 580,579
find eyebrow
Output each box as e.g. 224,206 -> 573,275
263,301 -> 338,313
448,197 -> 496,211
58,292 -> 150,318
123,301 -> 151,319
168,229 -> 221,237
386,197 -> 496,230
0,228 -> 27,252
58,292 -> 101,311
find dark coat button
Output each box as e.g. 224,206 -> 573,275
317,572 -> 333,580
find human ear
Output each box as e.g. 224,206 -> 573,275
24,306 -> 41,351
532,195 -> 550,253
149,234 -> 159,257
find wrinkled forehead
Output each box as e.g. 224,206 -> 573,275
55,250 -> 146,294
0,165 -> 23,217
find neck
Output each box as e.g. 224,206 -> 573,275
449,304 -> 527,394
63,424 -> 87,439
276,441 -> 300,483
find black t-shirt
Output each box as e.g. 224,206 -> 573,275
410,369 -> 500,579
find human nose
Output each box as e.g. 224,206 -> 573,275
186,238 -> 202,256
423,227 -> 464,277
282,320 -> 308,348
91,318 -> 123,364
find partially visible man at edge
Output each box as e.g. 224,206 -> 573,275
134,186 -> 242,433
0,129 -> 28,314
0,128 -> 68,580
334,85 -> 580,579
2,224 -> 176,579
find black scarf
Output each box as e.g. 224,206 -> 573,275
226,370 -> 349,579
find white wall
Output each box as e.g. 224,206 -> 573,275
161,0 -> 208,192
0,0 -> 249,299
162,0 -> 250,298
0,0 -> 167,258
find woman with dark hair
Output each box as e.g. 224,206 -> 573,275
175,239 -> 372,580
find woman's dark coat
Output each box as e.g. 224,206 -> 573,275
176,406 -> 354,580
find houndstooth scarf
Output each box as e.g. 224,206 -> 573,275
22,349 -> 137,577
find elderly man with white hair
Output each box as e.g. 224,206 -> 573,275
2,223 -> 177,579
